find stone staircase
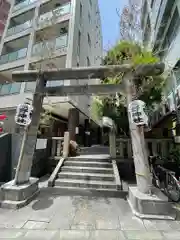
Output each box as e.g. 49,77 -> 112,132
52,149 -> 127,197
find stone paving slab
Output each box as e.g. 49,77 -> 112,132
0,229 -> 179,239
120,216 -> 145,231
22,230 -> 57,240
0,229 -> 25,239
124,230 -> 164,239
0,230 -> 179,240
162,231 -> 180,240
0,193 -> 179,239
143,220 -> 172,231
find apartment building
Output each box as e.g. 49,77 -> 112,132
120,0 -> 142,42
140,0 -> 180,135
0,0 -> 103,133
0,0 -> 10,38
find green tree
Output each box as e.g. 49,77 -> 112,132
91,41 -> 165,135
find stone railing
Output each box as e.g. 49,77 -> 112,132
50,137 -> 64,159
116,138 -> 173,159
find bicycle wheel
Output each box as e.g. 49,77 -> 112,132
165,172 -> 180,202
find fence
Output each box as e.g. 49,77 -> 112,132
116,138 -> 173,159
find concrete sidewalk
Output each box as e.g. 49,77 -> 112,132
0,187 -> 180,239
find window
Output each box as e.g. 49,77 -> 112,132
47,80 -> 64,87
162,7 -> 180,50
155,0 -> 174,44
88,33 -> 91,47
87,57 -> 90,66
174,60 -> 180,85
80,2 -> 82,25
0,82 -> 21,95
0,83 -> 11,95
24,82 -> 36,92
10,83 -> 21,94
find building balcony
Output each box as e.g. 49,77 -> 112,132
0,48 -> 27,65
5,9 -> 35,42
0,35 -> 29,71
30,33 -> 68,70
13,0 -> 37,13
31,33 -> 68,57
6,20 -> 32,37
37,2 -> 71,30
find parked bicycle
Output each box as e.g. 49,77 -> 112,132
149,155 -> 180,202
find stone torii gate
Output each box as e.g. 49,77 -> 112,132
2,63 -> 174,220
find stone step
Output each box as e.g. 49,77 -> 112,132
64,161 -> 112,168
58,172 -> 114,181
67,156 -> 111,163
61,166 -> 113,174
49,186 -> 127,198
55,178 -> 116,189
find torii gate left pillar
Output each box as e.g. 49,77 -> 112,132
1,75 -> 46,209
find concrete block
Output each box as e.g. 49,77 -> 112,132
128,186 -> 176,220
0,177 -> 39,209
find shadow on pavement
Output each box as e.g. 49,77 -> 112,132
31,196 -> 54,211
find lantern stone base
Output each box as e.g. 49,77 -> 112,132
128,186 -> 176,220
0,178 -> 39,209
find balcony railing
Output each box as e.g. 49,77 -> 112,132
32,34 -> 68,57
0,48 -> 27,65
6,20 -> 32,37
13,0 -> 37,12
38,3 -> 71,28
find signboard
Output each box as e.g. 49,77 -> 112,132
128,100 -> 148,126
36,139 -> 47,149
15,103 -> 33,126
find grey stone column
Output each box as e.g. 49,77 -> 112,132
15,76 -> 46,184
84,119 -> 91,147
68,108 -> 79,141
109,130 -> 116,158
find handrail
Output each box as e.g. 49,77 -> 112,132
112,159 -> 122,190
48,157 -> 65,187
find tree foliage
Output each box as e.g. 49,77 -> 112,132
91,41 -> 165,135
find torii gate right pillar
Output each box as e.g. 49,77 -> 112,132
68,108 -> 79,141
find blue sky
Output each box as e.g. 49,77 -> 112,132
99,0 -> 127,50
